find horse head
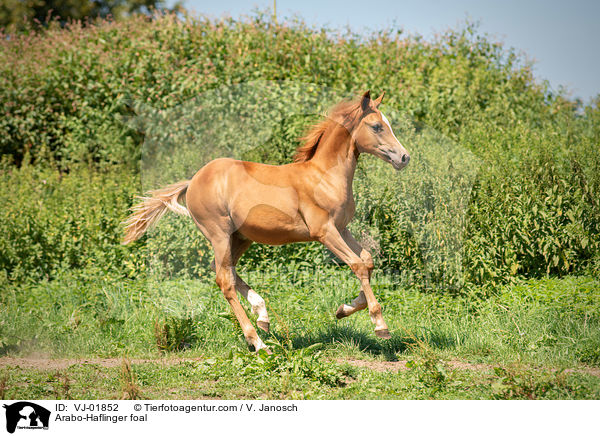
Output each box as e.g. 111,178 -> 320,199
352,90 -> 410,171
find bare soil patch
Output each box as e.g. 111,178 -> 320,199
0,356 -> 202,371
340,358 -> 600,377
341,358 -> 489,372
2,356 -> 599,378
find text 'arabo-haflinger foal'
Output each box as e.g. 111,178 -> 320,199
123,91 -> 410,352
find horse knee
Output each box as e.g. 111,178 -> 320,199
216,272 -> 235,298
361,251 -> 374,270
351,261 -> 372,279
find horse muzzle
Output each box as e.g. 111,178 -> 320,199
382,149 -> 410,171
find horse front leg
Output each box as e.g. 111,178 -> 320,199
335,229 -> 374,319
318,224 -> 391,339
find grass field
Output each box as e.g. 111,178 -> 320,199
1,269 -> 599,399
1,11 -> 599,403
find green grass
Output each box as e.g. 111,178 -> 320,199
1,11 -> 598,401
1,269 -> 599,399
3,358 -> 598,400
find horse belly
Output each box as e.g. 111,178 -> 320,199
233,204 -> 310,245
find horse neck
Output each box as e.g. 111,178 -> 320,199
310,123 -> 358,182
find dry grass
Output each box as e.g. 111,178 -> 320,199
0,373 -> 8,400
120,359 -> 143,400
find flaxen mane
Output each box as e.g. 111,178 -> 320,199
293,99 -> 363,163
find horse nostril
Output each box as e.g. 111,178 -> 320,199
401,154 -> 410,164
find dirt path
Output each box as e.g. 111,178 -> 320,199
342,358 -> 490,372
1,356 -> 599,377
341,358 -> 600,378
0,356 -> 201,371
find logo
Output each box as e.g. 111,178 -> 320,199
2,402 -> 50,433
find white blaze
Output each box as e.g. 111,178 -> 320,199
380,112 -> 402,146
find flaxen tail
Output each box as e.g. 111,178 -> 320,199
122,180 -> 190,244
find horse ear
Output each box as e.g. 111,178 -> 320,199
373,91 -> 385,108
360,90 -> 371,112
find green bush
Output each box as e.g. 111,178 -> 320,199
464,124 -> 600,285
0,12 -> 598,290
0,164 -> 145,283
0,14 -> 574,168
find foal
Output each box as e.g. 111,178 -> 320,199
124,91 -> 410,351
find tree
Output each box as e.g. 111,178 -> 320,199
0,0 -> 180,30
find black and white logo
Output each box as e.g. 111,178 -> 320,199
2,402 -> 50,433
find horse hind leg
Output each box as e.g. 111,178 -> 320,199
217,268 -> 267,351
336,291 -> 367,319
235,276 -> 270,332
211,233 -> 268,352
211,234 -> 271,332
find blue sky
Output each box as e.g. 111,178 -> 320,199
168,0 -> 599,103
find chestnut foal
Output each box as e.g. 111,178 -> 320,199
123,91 -> 410,351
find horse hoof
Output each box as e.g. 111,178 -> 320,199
375,329 -> 391,339
335,304 -> 347,319
257,321 -> 270,333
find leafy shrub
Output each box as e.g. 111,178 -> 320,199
203,339 -> 352,388
0,164 -> 145,283
491,366 -> 589,399
0,13 -> 576,168
405,353 -> 449,390
465,130 -> 600,286
0,12 -> 598,290
154,315 -> 198,352
576,339 -> 600,366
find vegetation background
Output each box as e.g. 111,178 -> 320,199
0,6 -> 598,399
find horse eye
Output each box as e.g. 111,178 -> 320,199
372,124 -> 383,133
